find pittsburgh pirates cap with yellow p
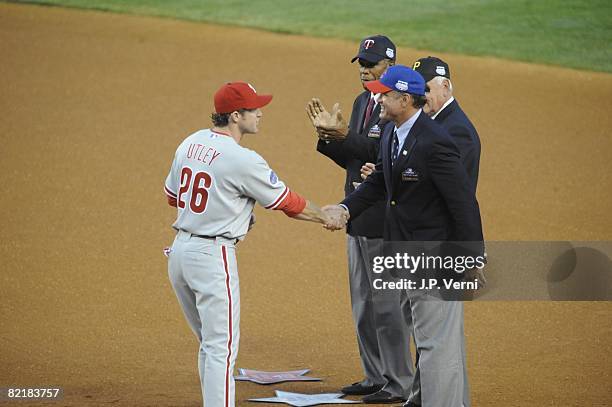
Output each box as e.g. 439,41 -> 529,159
412,56 -> 450,83
214,82 -> 273,114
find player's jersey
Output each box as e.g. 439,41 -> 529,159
164,129 -> 288,239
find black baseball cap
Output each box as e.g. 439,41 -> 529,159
412,56 -> 450,83
351,35 -> 396,64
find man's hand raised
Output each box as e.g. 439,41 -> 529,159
306,98 -> 349,140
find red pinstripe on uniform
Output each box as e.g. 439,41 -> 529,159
221,246 -> 233,407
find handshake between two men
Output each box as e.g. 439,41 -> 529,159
321,204 -> 350,231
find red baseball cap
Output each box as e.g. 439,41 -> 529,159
214,82 -> 273,114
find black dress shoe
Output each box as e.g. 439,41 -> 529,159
341,381 -> 384,395
362,390 -> 407,404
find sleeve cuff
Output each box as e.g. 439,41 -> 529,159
339,204 -> 350,216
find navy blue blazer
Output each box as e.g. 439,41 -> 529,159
341,110 -> 483,244
317,90 -> 391,238
435,99 -> 481,192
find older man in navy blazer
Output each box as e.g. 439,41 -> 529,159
413,56 -> 481,192
325,65 -> 484,406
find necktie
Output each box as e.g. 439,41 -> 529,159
362,97 -> 375,131
392,131 -> 400,163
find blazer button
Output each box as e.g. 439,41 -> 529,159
391,200 -> 396,206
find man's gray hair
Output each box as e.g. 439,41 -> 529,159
433,76 -> 453,93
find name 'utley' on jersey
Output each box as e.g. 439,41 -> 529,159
164,129 -> 290,239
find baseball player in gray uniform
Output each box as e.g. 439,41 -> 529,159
164,82 -> 339,407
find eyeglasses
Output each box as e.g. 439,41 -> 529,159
358,59 -> 377,69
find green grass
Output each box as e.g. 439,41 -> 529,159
8,0 -> 612,72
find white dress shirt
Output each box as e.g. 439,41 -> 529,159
431,96 -> 455,120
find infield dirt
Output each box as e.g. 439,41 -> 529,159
1,3 -> 611,406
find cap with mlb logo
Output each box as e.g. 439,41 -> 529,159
412,56 -> 450,83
